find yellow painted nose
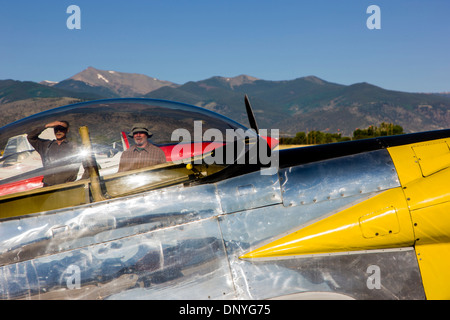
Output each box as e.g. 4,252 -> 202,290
240,187 -> 415,259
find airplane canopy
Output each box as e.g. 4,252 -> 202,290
0,99 -> 258,211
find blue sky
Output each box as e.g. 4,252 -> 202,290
1,0 -> 449,93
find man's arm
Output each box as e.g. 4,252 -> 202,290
27,121 -> 67,152
27,125 -> 48,154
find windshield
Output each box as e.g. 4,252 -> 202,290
0,98 -> 256,217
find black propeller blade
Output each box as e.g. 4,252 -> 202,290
244,94 -> 259,134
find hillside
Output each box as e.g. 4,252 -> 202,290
147,76 -> 450,135
144,76 -> 284,129
0,79 -> 100,104
0,97 -> 84,127
272,82 -> 450,135
2,68 -> 450,136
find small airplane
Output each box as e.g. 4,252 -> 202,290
0,96 -> 449,300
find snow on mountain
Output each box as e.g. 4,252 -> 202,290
55,66 -> 179,97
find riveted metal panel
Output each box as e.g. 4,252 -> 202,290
412,140 -> 450,177
229,247 -> 424,300
216,170 -> 282,214
219,195 -> 373,254
0,183 -> 221,267
219,202 -> 424,300
280,149 -> 400,208
0,218 -> 234,300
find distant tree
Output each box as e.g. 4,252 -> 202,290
353,123 -> 404,140
280,123 -> 403,146
307,130 -> 324,144
281,130 -> 350,145
280,131 -> 307,145
293,132 -> 307,144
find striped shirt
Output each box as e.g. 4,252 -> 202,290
118,143 -> 166,172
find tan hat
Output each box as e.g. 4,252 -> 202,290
129,123 -> 153,137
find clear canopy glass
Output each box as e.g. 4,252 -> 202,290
0,99 -> 258,217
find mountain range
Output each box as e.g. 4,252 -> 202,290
1,66 -> 450,136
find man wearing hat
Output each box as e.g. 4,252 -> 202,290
118,123 -> 166,172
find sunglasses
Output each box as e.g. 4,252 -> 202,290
54,126 -> 68,132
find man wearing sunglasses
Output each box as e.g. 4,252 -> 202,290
27,120 -> 81,186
